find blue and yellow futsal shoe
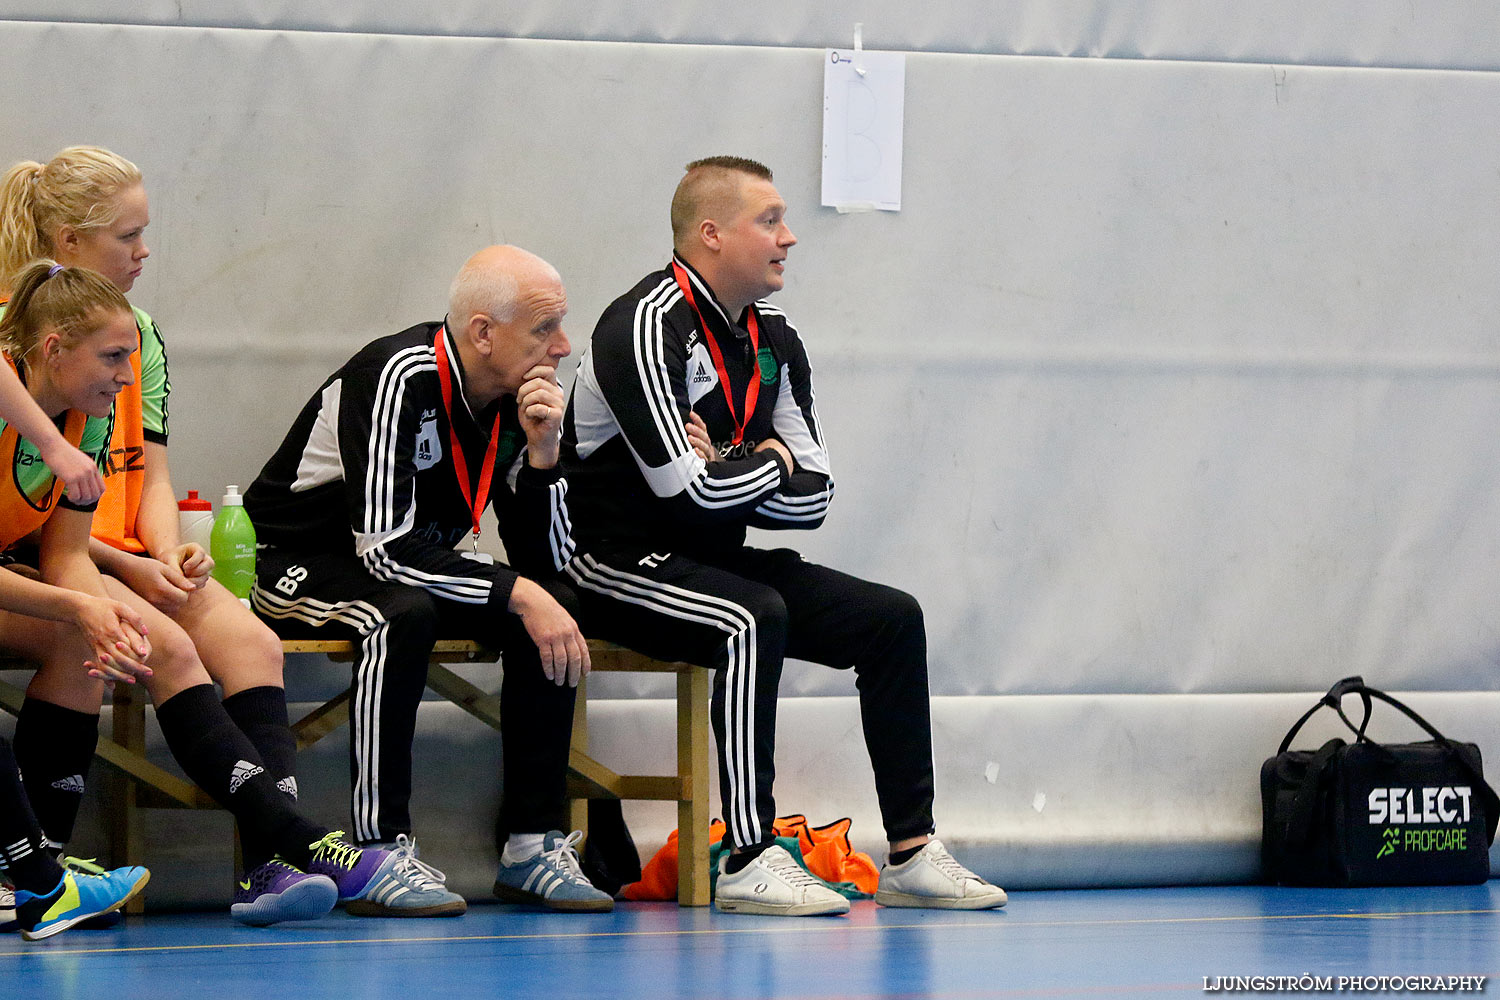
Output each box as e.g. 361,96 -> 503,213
61,856 -> 127,929
15,864 -> 150,941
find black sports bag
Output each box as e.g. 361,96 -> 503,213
1260,676 -> 1499,886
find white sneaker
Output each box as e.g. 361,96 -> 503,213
0,883 -> 16,933
875,839 -> 1007,910
714,845 -> 850,916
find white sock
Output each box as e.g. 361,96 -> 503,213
502,833 -> 546,864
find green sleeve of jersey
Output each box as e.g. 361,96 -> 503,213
80,410 -> 112,463
134,306 -> 170,443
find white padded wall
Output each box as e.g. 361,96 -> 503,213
3,23 -> 1497,698
11,2 -> 1500,69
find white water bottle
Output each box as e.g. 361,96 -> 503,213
178,490 -> 214,552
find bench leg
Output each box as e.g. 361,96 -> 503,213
109,684 -> 147,913
676,667 -> 710,907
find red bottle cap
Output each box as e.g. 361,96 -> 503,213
179,489 -> 212,511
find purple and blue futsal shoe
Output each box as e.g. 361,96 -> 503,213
231,859 -> 337,926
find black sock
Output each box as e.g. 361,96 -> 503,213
13,698 -> 99,850
222,686 -> 300,869
888,844 -> 923,867
0,737 -> 64,894
154,684 -> 325,863
724,841 -> 773,875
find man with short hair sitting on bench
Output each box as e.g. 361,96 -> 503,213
560,157 -> 1007,917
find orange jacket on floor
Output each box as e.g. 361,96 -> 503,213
621,815 -> 879,901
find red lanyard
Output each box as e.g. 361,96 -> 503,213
433,326 -> 501,547
672,261 -> 759,446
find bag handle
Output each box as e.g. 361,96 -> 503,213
1281,675 -> 1463,751
1280,676 -> 1500,846
1324,675 -> 1375,742
1277,676 -> 1372,754
1333,677 -> 1460,746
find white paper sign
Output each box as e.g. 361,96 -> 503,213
822,48 -> 906,212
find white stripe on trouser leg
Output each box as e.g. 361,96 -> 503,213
352,623 -> 389,844
567,555 -> 762,846
566,555 -> 759,840
723,625 -> 756,847
249,585 -> 392,842
566,554 -> 762,846
250,585 -> 386,636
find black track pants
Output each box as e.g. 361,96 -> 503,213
252,547 -> 578,846
568,544 -> 935,850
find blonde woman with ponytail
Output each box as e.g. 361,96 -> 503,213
0,261 -> 152,682
0,260 -> 153,939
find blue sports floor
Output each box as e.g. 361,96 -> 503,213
3,883 -> 1496,999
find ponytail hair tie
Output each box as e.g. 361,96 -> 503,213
46,263 -> 63,278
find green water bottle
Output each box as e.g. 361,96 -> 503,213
210,484 -> 257,605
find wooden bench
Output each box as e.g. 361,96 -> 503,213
0,638 -> 711,907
